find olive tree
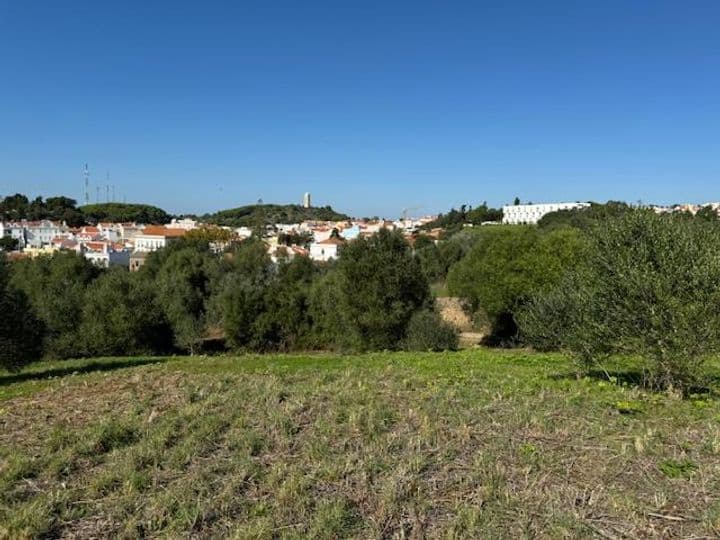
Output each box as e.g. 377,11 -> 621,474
520,210 -> 720,392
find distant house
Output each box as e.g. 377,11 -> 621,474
309,237 -> 344,262
0,222 -> 27,248
82,241 -> 131,268
134,226 -> 186,252
25,220 -> 68,247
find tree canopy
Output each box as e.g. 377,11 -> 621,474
80,203 -> 170,224
204,204 -> 350,228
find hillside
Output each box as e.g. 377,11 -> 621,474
2,350 -> 718,537
80,203 -> 171,224
204,204 -> 350,227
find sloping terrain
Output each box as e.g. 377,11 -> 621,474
1,351 -> 719,538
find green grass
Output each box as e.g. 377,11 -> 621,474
1,350 -> 719,538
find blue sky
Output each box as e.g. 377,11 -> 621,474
1,1 -> 719,218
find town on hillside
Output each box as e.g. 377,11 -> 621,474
2,194 -> 720,270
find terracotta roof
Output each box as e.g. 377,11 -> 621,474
139,226 -> 187,238
84,242 -> 107,251
317,237 -> 345,245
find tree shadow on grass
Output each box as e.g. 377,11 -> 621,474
0,357 -> 171,387
550,368 -> 720,396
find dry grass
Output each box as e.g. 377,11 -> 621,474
1,350 -> 719,538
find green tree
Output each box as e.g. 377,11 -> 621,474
403,309 -> 458,351
312,229 -> 432,350
212,240 -> 274,350
447,226 -> 586,342
80,268 -> 172,356
10,252 -> 100,358
694,205 -> 718,222
155,247 -> 217,354
0,237 -> 19,251
520,210 -> 720,392
0,255 -> 43,369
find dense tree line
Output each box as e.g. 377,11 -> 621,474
0,194 -> 171,225
80,203 -> 170,224
519,210 -> 720,392
428,206 -> 720,393
204,204 -> 350,228
536,201 -> 631,230
0,194 -> 85,226
0,229 -> 457,371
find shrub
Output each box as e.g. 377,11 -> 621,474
447,226 -> 586,343
9,251 -> 100,359
403,310 -> 458,351
311,229 -> 432,351
0,256 -> 43,370
520,210 -> 720,392
80,268 -> 173,356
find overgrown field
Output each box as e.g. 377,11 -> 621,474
1,350 -> 719,538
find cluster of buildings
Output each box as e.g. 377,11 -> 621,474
0,214 -> 440,268
651,202 -> 720,215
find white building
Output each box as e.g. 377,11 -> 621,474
134,226 -> 186,252
309,237 -> 344,262
25,220 -> 69,247
82,242 -> 131,268
167,218 -> 198,230
303,192 -> 311,208
0,222 -> 27,248
502,202 -> 590,225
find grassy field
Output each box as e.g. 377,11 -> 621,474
1,350 -> 719,538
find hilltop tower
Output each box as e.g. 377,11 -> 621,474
303,192 -> 311,208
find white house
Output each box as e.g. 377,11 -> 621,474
25,220 -> 69,247
502,202 -> 590,225
134,226 -> 186,252
82,241 -> 131,268
0,222 -> 27,248
309,237 -> 344,262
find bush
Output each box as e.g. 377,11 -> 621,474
0,256 -> 43,369
403,310 -> 458,351
9,251 -> 100,359
519,210 -> 720,392
311,229 -> 432,350
447,226 -> 586,343
79,268 -> 173,356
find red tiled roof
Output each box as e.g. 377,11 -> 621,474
139,226 -> 187,238
317,237 -> 345,245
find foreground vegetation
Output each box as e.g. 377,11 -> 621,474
1,350 -> 719,538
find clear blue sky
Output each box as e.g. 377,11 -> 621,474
1,1 -> 719,218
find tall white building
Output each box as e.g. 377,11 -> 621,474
303,192 -> 311,208
502,202 -> 590,225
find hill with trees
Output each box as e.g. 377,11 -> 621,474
204,204 -> 350,227
0,194 -> 171,225
80,203 -> 171,224
0,194 -> 85,226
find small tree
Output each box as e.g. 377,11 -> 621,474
80,269 -> 172,356
520,210 -> 720,392
447,226 -> 586,343
10,251 -> 100,358
155,247 -> 217,354
403,309 -> 458,351
312,229 -> 432,350
0,256 -> 43,369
